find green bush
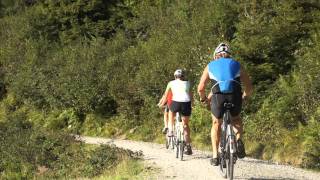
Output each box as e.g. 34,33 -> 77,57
0,109 -> 142,179
84,145 -> 141,177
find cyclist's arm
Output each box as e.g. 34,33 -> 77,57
159,82 -> 171,106
207,91 -> 213,101
197,66 -> 210,100
157,95 -> 166,106
240,65 -> 253,98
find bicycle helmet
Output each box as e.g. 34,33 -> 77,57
214,43 -> 230,57
174,69 -> 184,78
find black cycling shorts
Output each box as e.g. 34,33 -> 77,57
211,93 -> 242,119
169,101 -> 192,116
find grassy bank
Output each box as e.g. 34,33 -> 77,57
0,105 -> 145,179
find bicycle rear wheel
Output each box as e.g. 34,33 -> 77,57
171,136 -> 175,150
219,154 -> 227,178
227,152 -> 234,180
219,130 -> 227,178
179,142 -> 184,161
165,136 -> 170,149
176,141 -> 179,158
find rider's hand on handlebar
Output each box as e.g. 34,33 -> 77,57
199,96 -> 211,110
242,95 -> 249,104
200,96 -> 208,105
157,102 -> 165,108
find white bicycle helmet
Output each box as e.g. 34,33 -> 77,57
214,43 -> 230,57
174,69 -> 184,78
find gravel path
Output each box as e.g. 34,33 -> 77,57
79,136 -> 320,180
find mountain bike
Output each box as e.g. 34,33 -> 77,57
219,100 -> 237,180
175,112 -> 185,160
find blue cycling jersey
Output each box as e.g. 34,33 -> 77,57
208,58 -> 241,93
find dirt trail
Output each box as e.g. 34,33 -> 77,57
78,136 -> 319,180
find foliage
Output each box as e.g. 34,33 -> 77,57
243,13 -> 320,169
25,0 -> 133,43
0,109 -> 142,179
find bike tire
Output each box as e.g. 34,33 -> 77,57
219,128 -> 227,178
180,142 -> 184,161
171,136 -> 175,150
219,154 -> 227,178
176,141 -> 179,158
165,136 -> 169,149
229,153 -> 234,180
227,151 -> 234,180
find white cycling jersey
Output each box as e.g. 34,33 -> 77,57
166,79 -> 191,102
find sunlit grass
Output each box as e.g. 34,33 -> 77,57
93,159 -> 153,180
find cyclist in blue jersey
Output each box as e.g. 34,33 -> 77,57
197,43 -> 253,166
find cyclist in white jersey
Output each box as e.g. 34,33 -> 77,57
158,69 -> 193,155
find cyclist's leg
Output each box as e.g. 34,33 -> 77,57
168,101 -> 179,135
168,111 -> 175,136
162,106 -> 169,134
181,101 -> 192,155
231,115 -> 243,140
227,92 -> 246,158
230,91 -> 243,140
182,116 -> 192,155
229,91 -> 246,158
164,106 -> 169,127
210,94 -> 225,164
180,101 -> 192,143
181,116 -> 190,143
231,115 -> 246,158
211,115 -> 222,158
